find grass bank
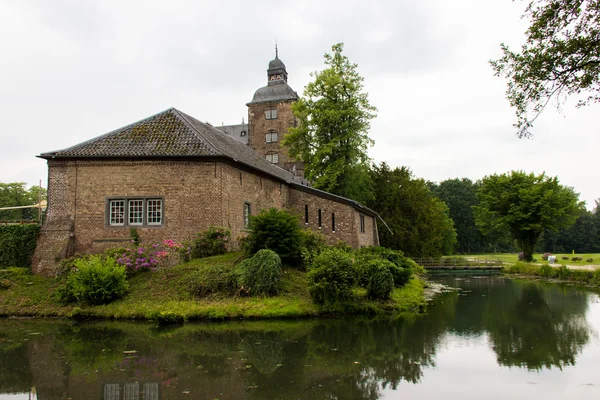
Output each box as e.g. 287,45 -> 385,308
461,253 -> 600,267
502,262 -> 600,287
0,253 -> 427,321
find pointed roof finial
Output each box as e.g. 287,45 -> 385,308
275,40 -> 278,59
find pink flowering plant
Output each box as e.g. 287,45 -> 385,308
116,239 -> 185,275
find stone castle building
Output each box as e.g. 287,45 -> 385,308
32,51 -> 380,276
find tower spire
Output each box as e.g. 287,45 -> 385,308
275,41 -> 278,59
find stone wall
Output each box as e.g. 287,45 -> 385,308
247,100 -> 297,166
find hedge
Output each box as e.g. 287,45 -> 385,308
0,225 -> 40,268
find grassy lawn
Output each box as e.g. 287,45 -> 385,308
0,253 -> 427,320
448,253 -> 600,267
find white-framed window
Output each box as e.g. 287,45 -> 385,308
265,109 -> 278,120
265,153 -> 279,164
147,199 -> 163,225
265,131 -> 278,143
109,200 -> 125,226
107,197 -> 163,227
128,199 -> 144,226
244,202 -> 251,228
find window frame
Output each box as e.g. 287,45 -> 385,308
106,196 -> 164,228
360,214 -> 365,233
265,109 -> 278,120
243,202 -> 251,228
332,212 -> 336,232
265,152 -> 279,164
265,131 -> 278,143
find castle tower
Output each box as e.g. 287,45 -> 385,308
247,48 -> 302,175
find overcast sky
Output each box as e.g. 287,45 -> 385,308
1,0 -> 598,208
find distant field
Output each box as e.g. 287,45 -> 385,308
454,253 -> 600,267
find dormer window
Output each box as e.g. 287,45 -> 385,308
266,131 -> 278,143
265,109 -> 278,120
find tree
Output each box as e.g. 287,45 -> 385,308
491,0 -> 600,138
474,171 -> 580,261
283,43 -> 376,204
0,182 -> 46,221
429,178 -> 485,254
368,163 -> 457,257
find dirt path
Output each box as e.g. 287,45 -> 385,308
550,264 -> 598,271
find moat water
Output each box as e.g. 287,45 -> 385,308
1,275 -> 600,399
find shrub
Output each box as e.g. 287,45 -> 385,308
592,269 -> 600,286
187,265 -> 238,297
556,265 -> 572,280
354,247 -> 412,287
237,249 -> 282,296
307,248 -> 355,305
362,259 -> 395,299
61,256 -> 129,305
587,258 -> 594,263
299,229 -> 328,269
0,279 -> 11,290
115,240 -> 183,275
191,226 -> 230,259
0,225 -> 40,268
247,208 -> 303,265
571,256 -> 583,262
129,228 -> 141,246
562,256 -> 569,260
538,264 -> 555,278
541,253 -> 551,261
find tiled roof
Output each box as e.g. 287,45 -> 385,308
39,108 -> 295,183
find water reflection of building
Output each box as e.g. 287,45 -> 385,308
103,383 -> 159,400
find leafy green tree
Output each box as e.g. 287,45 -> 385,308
429,178 -> 485,254
0,182 -> 46,221
540,205 -> 600,253
474,171 -> 580,261
368,163 -> 457,257
283,43 -> 376,204
491,0 -> 600,138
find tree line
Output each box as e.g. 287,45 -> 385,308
285,43 -> 584,260
0,182 -> 46,222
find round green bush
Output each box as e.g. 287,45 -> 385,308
364,259 -> 395,299
64,256 -> 129,305
307,248 -> 355,305
192,226 -> 231,259
237,249 -> 282,296
299,229 -> 328,269
538,264 -> 555,278
354,247 -> 412,287
247,208 -> 303,265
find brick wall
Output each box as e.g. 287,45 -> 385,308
288,188 -> 378,248
221,163 -> 289,246
33,159 -> 378,276
247,100 -> 297,166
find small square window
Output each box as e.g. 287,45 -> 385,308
265,153 -> 279,164
265,109 -> 278,120
265,132 -> 278,143
147,199 -> 163,225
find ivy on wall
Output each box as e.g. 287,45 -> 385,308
0,225 -> 40,268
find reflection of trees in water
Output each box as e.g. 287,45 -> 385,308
0,278 -> 595,399
482,281 -> 590,370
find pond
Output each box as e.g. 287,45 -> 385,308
1,275 -> 599,400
